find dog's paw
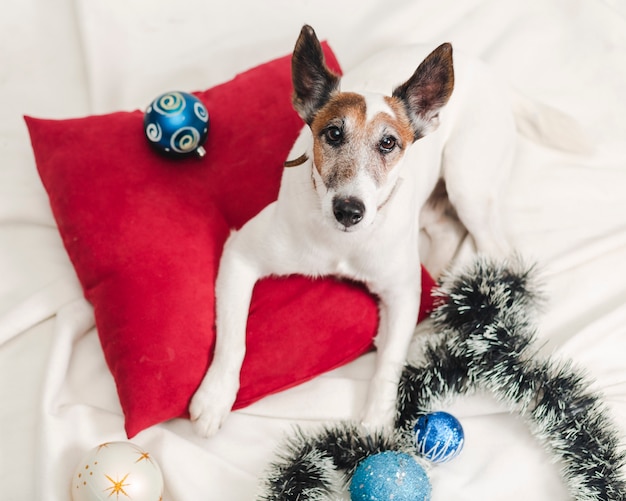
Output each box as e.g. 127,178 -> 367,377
189,397 -> 229,438
359,404 -> 396,431
359,381 -> 398,430
189,372 -> 239,438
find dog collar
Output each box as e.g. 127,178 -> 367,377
284,152 -> 309,168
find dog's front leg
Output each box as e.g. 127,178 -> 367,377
360,284 -> 421,429
189,239 -> 260,437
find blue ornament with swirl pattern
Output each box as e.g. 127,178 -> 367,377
144,91 -> 209,158
414,411 -> 465,463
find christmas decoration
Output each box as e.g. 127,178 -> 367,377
413,411 -> 464,463
258,256 -> 626,500
350,451 -> 431,501
144,91 -> 209,157
71,441 -> 163,501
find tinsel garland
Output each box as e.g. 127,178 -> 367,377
258,257 -> 626,500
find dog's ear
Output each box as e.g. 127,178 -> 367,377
291,25 -> 340,125
393,43 -> 454,139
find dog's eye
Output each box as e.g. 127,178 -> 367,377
379,136 -> 397,153
324,126 -> 344,146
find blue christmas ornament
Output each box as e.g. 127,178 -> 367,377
349,451 -> 431,501
144,91 -> 209,157
414,411 -> 465,463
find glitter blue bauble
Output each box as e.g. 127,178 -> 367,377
144,91 -> 209,157
349,451 -> 431,501
414,411 -> 465,463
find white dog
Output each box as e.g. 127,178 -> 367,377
189,25 -> 583,437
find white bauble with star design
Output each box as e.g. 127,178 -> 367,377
72,441 -> 163,501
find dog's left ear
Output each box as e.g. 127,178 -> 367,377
393,43 -> 454,139
291,25 -> 341,125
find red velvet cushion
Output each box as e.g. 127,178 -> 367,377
25,44 -> 436,438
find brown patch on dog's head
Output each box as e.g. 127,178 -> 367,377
383,96 -> 417,150
308,91 -> 417,190
309,93 -> 365,187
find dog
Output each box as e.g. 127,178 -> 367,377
189,25 -> 581,437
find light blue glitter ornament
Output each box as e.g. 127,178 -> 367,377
144,91 -> 209,157
414,411 -> 465,463
349,451 -> 431,501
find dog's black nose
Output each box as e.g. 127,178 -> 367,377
332,196 -> 365,228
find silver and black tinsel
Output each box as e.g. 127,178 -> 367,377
258,257 -> 626,500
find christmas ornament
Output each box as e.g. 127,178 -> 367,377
71,441 -> 164,501
259,257 -> 626,501
144,91 -> 209,157
350,451 -> 431,501
413,411 -> 464,463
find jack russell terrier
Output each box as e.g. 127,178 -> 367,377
189,25 -> 586,437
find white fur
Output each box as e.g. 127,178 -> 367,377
189,43 -> 565,437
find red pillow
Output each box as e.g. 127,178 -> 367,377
25,44 -> 436,438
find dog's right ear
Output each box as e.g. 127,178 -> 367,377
291,25 -> 340,125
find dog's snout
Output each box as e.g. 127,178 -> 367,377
332,196 -> 365,228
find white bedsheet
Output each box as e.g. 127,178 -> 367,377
2,0 -> 626,499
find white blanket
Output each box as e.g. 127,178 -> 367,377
2,0 -> 626,499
